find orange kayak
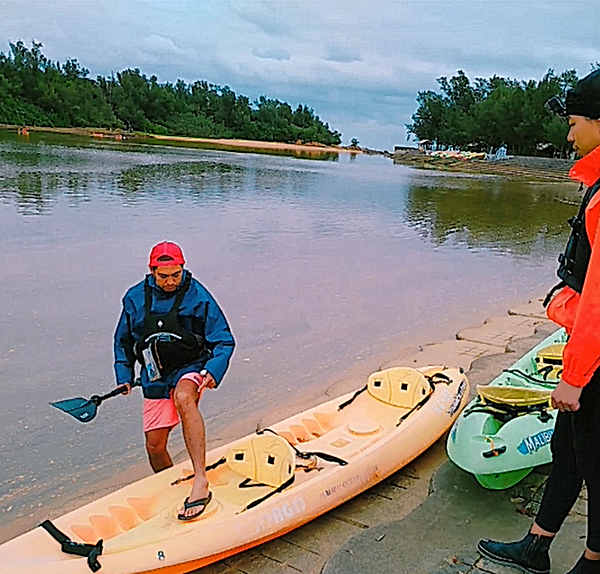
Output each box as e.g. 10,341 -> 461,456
0,365 -> 468,574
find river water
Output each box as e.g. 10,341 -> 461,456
0,132 -> 578,542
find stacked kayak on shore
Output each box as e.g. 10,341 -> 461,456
0,365 -> 468,574
447,328 -> 566,489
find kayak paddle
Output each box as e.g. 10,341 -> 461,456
51,380 -> 141,423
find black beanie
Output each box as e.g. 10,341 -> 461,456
566,69 -> 600,119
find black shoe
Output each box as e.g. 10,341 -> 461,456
566,555 -> 600,574
477,532 -> 552,574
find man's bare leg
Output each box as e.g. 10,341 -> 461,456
173,378 -> 209,518
144,427 -> 173,473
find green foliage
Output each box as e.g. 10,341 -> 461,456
0,40 -> 117,128
407,68 -> 584,156
0,40 -> 341,146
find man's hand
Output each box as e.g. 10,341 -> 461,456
203,372 -> 217,389
121,383 -> 132,396
551,379 -> 582,412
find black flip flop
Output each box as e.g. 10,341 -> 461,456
178,492 -> 213,522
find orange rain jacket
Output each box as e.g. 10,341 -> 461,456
547,145 -> 600,388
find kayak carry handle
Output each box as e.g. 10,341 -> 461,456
40,519 -> 103,572
482,446 -> 507,458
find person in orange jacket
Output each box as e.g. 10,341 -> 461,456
478,69 -> 600,574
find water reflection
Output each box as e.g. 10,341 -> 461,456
0,133 -> 578,259
135,136 -> 341,162
15,172 -> 44,214
2,171 -> 93,215
0,133 -> 579,254
115,161 -> 245,197
0,134 -> 331,210
404,177 -> 577,255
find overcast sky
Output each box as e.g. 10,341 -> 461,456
1,0 -> 599,150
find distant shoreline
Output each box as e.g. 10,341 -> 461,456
1,124 -> 576,179
0,124 -> 360,155
391,149 -> 575,181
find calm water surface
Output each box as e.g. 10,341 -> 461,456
0,132 -> 578,541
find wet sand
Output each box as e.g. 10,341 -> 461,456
0,124 -> 357,155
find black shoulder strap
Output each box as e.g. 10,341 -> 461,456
171,272 -> 192,312
144,271 -> 192,316
545,180 -> 600,306
143,274 -> 152,316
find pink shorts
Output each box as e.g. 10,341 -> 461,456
143,372 -> 208,433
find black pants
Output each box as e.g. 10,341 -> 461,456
536,370 -> 600,552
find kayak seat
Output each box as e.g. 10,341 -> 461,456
465,386 -> 554,424
534,343 -> 565,379
477,385 -> 552,407
226,433 -> 295,489
367,367 -> 431,409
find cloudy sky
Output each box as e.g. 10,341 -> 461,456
1,0 -> 599,150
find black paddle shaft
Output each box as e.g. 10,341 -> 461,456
90,383 -> 132,405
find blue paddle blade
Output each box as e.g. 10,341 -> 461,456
50,397 -> 98,423
50,381 -> 138,423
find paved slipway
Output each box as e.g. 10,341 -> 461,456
193,300 -> 586,574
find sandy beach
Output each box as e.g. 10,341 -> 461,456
147,133 -> 359,154
0,124 -> 358,156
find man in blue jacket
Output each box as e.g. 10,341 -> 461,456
114,241 -> 235,520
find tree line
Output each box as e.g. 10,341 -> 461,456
407,66 -> 600,157
0,41 -> 342,146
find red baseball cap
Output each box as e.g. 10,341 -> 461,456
149,241 -> 185,267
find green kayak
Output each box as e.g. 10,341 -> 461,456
446,328 -> 567,489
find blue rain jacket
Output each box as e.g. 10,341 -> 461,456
114,270 -> 235,398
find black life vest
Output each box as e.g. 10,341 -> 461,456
135,272 -> 208,379
556,179 -> 600,294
